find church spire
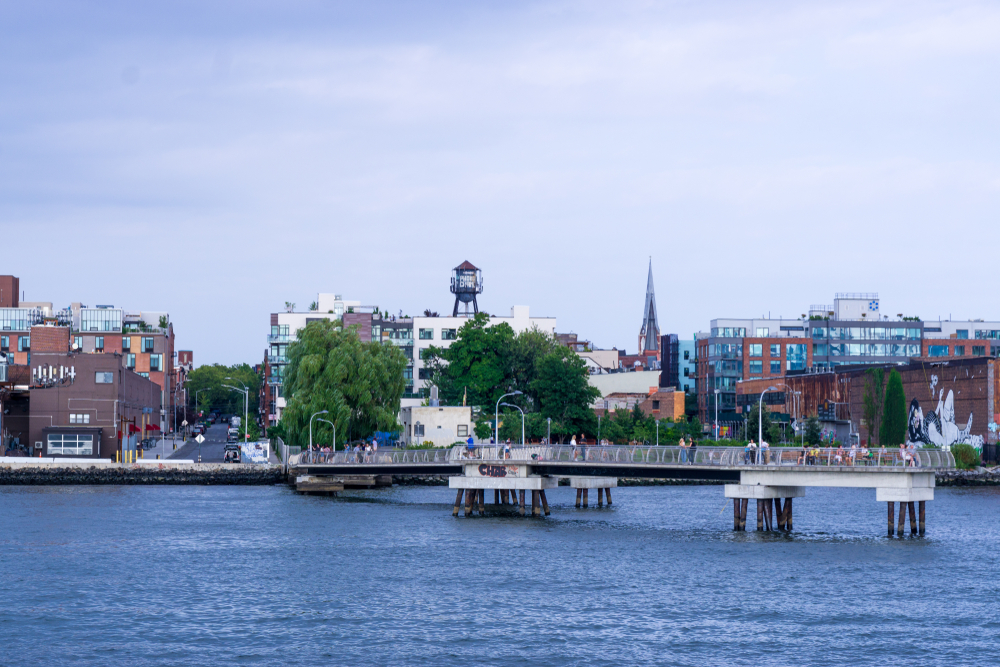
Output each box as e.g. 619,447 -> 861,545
639,258 -> 659,353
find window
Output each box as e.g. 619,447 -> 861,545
973,346 -> 986,356
18,336 -> 29,351
95,336 -> 104,351
73,336 -> 83,350
813,344 -> 828,356
419,328 -> 434,340
770,360 -> 782,374
122,336 -> 131,351
786,344 -> 807,371
711,327 -> 746,338
975,330 -> 1000,339
413,423 -> 425,438
749,360 -> 763,375
956,330 -> 969,339
0,308 -> 31,331
47,433 -> 93,456
141,337 -> 155,353
95,372 -> 113,384
418,368 -> 433,379
149,354 -> 162,372
928,345 -> 949,357
683,350 -> 690,360
402,368 -> 413,380
69,414 -> 91,424
420,349 -> 433,360
683,368 -> 690,377
756,328 -> 769,337
769,344 -> 780,357
954,346 -> 965,357
651,400 -> 660,410
442,329 -> 457,340
138,372 -> 149,378
126,353 -> 136,369
0,335 -> 7,350
371,325 -> 381,342
749,344 -> 762,357
80,308 -> 122,332
457,425 -> 469,437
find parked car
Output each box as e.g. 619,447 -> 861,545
223,444 -> 241,463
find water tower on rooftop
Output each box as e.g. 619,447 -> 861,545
450,261 -> 483,317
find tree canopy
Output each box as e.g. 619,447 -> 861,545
424,313 -> 600,442
880,369 -> 907,447
280,319 -> 407,448
185,363 -> 261,418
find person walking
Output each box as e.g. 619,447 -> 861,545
760,438 -> 770,465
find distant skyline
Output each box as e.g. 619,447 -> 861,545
3,1 -> 999,365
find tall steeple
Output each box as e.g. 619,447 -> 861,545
639,258 -> 660,354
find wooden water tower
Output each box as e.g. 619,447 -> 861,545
450,261 -> 483,317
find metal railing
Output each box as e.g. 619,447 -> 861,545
297,445 -> 954,469
299,447 -> 455,465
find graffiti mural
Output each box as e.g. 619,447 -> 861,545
906,391 -> 984,451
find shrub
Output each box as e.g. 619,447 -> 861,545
951,443 -> 980,470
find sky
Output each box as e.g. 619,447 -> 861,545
2,0 -> 999,366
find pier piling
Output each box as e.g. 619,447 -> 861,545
576,489 -> 582,508
518,490 -> 526,516
918,501 -> 925,536
453,490 -> 463,517
540,490 -> 550,516
897,501 -> 906,536
756,500 -> 763,531
888,502 -> 895,537
908,501 -> 917,535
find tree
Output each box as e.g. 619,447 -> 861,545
186,363 -> 261,417
863,367 -> 886,446
746,404 -> 776,443
280,319 -> 407,448
880,369 -> 907,446
423,313 -> 516,408
531,347 -> 600,441
473,420 -> 494,441
804,415 -> 822,446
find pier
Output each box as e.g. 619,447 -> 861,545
290,445 -> 955,535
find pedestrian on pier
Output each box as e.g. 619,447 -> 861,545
744,439 -> 756,464
679,437 -> 688,463
466,435 -> 476,459
760,439 -> 770,465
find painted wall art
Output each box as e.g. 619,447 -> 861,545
906,390 -> 983,451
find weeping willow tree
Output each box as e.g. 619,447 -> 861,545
280,319 -> 407,448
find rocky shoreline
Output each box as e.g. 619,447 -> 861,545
0,465 -> 286,486
935,468 -> 1000,486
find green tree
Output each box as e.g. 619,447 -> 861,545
280,319 -> 407,448
531,347 -> 600,441
423,313 -> 516,408
186,363 -> 261,417
474,420 -> 494,441
880,369 -> 907,447
746,404 -> 776,443
804,415 -> 822,446
863,367 -> 886,446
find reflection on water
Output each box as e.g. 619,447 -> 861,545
1,484 -> 998,666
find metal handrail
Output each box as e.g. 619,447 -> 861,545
297,445 -> 955,469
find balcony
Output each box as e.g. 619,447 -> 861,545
268,334 -> 292,343
269,355 -> 289,364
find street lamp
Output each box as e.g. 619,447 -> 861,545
714,388 -> 720,441
500,403 -> 525,446
546,417 -> 551,445
225,377 -> 249,443
597,413 -> 602,445
318,417 -> 336,451
495,391 -> 522,444
656,419 -> 660,446
309,409 -> 329,455
758,385 -> 778,463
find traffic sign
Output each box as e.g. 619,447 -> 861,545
195,434 -> 205,444
181,420 -> 188,426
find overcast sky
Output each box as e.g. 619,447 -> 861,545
3,0 -> 999,365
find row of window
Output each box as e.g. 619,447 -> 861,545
927,345 -> 997,357
68,336 -> 155,352
418,328 -> 457,340
69,413 -> 91,424
811,327 -> 922,341
0,335 -> 29,351
48,433 -> 94,456
813,343 -> 922,357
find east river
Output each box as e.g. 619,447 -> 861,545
1,483 -> 999,665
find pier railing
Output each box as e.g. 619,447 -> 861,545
298,445 -> 955,469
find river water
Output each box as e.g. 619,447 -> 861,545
1,483 -> 998,666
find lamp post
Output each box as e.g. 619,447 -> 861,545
546,417 -> 551,445
318,417 -> 336,451
495,391 -> 522,444
309,409 -> 329,460
714,388 -> 720,441
225,377 -> 249,443
500,403 -> 525,445
758,385 -> 778,463
656,419 -> 660,446
597,413 -> 602,445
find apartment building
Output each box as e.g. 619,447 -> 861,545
696,293 -> 1000,425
